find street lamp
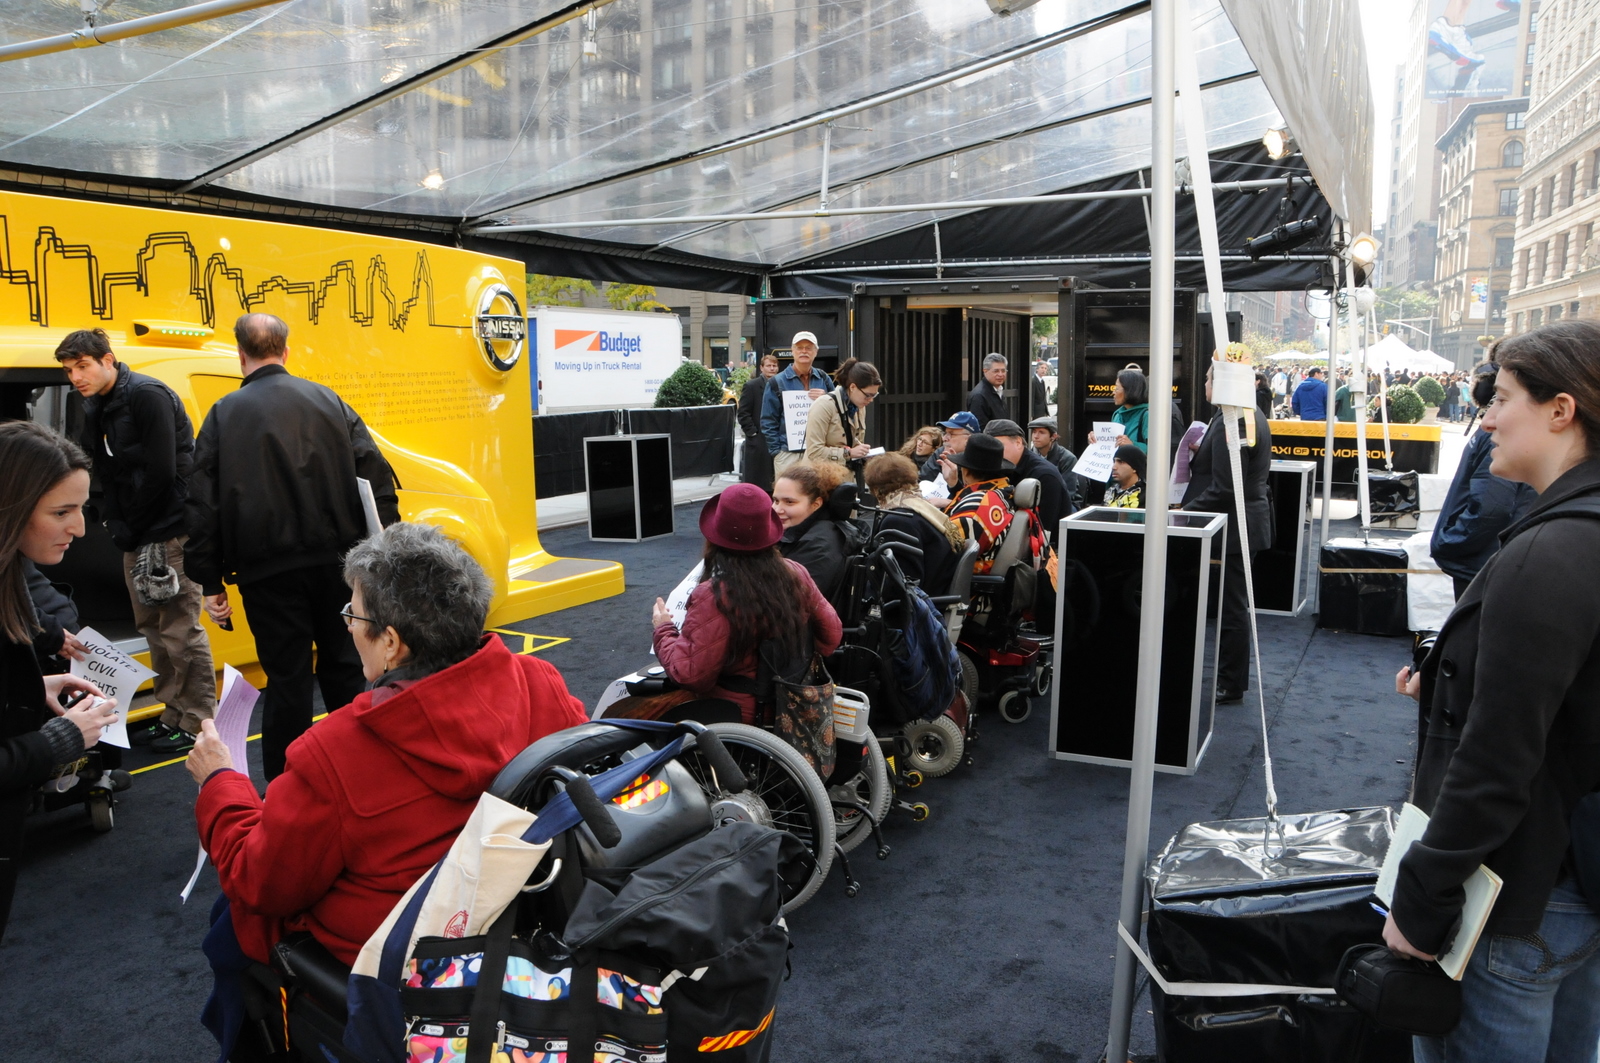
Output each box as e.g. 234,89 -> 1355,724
1385,318 -> 1435,349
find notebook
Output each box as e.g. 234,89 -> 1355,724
1376,802 -> 1503,980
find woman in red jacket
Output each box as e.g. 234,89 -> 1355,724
187,523 -> 586,1056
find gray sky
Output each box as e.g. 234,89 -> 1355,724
1361,0 -> 1411,227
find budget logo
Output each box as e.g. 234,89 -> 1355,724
554,329 -> 643,356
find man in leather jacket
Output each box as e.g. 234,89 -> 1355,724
186,314 -> 399,779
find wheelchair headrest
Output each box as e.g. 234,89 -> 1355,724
1012,477 -> 1041,512
827,483 -> 859,522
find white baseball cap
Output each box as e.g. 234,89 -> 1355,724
790,330 -> 819,348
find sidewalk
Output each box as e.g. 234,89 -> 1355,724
535,473 -> 739,530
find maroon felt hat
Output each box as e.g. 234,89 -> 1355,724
699,483 -> 785,551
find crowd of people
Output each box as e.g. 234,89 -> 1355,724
1260,362 -> 1483,425
3,313 -> 1599,1063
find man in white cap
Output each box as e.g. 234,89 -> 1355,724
760,330 -> 834,475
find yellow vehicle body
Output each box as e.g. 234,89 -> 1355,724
0,189 -> 622,688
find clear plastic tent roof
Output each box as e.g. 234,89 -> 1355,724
0,0 -> 1368,271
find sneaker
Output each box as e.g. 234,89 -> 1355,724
129,720 -> 173,746
1429,17 -> 1485,67
150,727 -> 197,755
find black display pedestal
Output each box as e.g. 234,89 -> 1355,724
1254,459 -> 1316,616
585,434 -> 674,542
1049,507 -> 1224,775
1317,537 -> 1410,636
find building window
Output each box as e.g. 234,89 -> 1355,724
1551,304 -> 1564,321
1499,187 -> 1519,215
1546,177 -> 1557,217
1491,290 -> 1508,322
1503,140 -> 1524,167
1573,300 -> 1584,318
1506,110 -> 1527,130
1519,247 -> 1532,287
1524,74 -> 1533,94
1514,311 -> 1524,332
1528,42 -> 1538,64
1494,236 -> 1515,267
1527,186 -> 1537,223
1532,308 -> 1544,327
1570,163 -> 1581,206
1557,232 -> 1570,274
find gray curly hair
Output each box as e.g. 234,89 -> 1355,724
343,522 -> 492,674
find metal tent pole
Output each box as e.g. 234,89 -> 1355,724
1104,0 -> 1175,1058
1318,251 -> 1340,554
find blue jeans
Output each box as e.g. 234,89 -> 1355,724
1415,876 -> 1600,1063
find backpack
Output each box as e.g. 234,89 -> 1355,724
345,729 -> 802,1063
878,584 -> 962,725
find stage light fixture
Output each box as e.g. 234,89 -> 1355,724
1348,232 -> 1379,268
1245,218 -> 1321,259
1262,127 -> 1295,160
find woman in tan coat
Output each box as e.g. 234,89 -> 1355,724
804,358 -> 882,475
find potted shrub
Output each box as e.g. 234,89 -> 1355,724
1369,383 -> 1425,425
655,361 -> 726,407
1413,375 -> 1445,423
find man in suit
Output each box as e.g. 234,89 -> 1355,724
1029,360 -> 1050,420
1182,363 -> 1273,703
967,353 -> 1009,427
738,352 -> 779,490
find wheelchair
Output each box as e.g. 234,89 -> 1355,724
235,719 -> 797,1062
950,476 -> 1050,727
592,672 -> 893,906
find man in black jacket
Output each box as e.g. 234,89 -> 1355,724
1029,360 -> 1050,421
738,353 -> 779,490
1182,365 -> 1273,702
187,313 -> 399,778
58,328 -> 216,753
1027,416 -> 1087,514
967,353 -> 1009,427
986,419 -> 1070,538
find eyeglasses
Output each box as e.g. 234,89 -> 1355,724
340,602 -> 377,626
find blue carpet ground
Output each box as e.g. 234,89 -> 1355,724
1,504 -> 1419,1061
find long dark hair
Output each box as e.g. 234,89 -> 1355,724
700,543 -> 810,666
1493,322 -> 1600,453
1116,366 -> 1149,406
834,358 -> 882,390
0,423 -> 90,643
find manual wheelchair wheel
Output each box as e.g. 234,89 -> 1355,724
996,689 -> 1032,724
678,722 -> 836,912
902,715 -> 964,778
831,735 -> 891,856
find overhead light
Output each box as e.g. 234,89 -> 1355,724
1262,127 -> 1295,160
1354,287 -> 1377,314
582,39 -> 599,58
1348,232 -> 1379,267
985,0 -> 1043,14
421,171 -> 445,191
1245,218 -> 1321,259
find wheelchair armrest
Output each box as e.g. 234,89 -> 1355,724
272,933 -> 350,1017
970,574 -> 1005,589
926,595 -> 962,607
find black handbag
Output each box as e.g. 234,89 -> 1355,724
1334,943 -> 1462,1037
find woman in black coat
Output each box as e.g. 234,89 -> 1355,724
1391,322 -> 1600,1063
1181,362 -> 1272,702
771,463 -> 851,604
0,423 -> 118,939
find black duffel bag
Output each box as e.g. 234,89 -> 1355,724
1335,943 -> 1462,1037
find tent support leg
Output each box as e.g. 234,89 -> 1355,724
1319,251 -> 1339,561
1105,0 -> 1176,1059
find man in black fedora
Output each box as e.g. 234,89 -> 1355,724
945,433 -> 1017,573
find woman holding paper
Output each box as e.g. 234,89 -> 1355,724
804,358 -> 882,475
1390,322 -> 1600,1063
185,522 -> 586,1061
0,422 -> 119,939
1087,366 -> 1149,452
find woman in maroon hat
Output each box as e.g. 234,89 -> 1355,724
608,484 -> 842,724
